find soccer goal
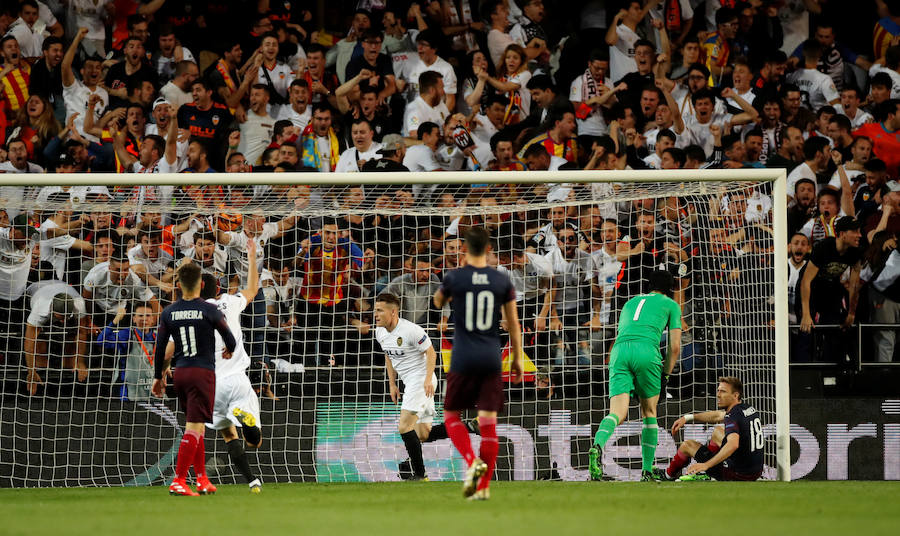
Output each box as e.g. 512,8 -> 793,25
0,168 -> 789,486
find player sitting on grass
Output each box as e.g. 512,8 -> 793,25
374,292 -> 438,481
433,226 -> 524,500
589,270 -> 681,482
665,376 -> 764,481
197,239 -> 265,493
152,262 -> 236,496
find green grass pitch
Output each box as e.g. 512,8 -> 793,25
4,481 -> 898,536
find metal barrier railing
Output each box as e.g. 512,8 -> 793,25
789,322 -> 900,370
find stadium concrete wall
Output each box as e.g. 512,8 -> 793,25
1,397 -> 897,486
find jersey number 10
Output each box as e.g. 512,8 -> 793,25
465,291 -> 495,331
179,326 -> 198,357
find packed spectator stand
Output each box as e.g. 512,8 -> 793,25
1,0 -> 899,400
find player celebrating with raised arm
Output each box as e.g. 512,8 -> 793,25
665,376 -> 764,481
433,227 -> 524,501
198,239 -> 265,493
589,270 -> 681,482
152,262 -> 237,496
374,292 -> 438,481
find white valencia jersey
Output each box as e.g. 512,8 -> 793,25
375,318 -> 432,384
207,293 -> 251,377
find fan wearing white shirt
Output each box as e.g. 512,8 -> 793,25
403,70 -> 450,138
643,129 -> 676,169
335,117 -> 383,172
7,1 -> 43,60
276,79 -> 312,131
834,87 -> 873,129
238,85 -> 276,166
605,0 -> 659,84
61,28 -> 108,143
683,87 -> 758,158
403,121 -> 444,173
374,293 -> 438,481
404,30 -> 457,111
787,136 -> 832,200
785,40 -> 840,111
0,139 -> 44,173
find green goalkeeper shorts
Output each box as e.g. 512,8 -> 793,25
608,341 -> 663,399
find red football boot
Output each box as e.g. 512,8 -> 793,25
169,478 -> 199,496
196,477 -> 217,495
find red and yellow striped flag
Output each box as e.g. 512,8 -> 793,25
1,66 -> 30,113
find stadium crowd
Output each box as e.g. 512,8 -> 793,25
1,0 -> 900,399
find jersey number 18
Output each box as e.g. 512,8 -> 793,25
465,291 -> 495,331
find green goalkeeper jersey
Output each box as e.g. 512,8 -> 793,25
615,292 -> 682,349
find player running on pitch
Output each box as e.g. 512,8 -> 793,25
152,262 -> 237,496
589,270 -> 681,482
374,292 -> 438,481
664,376 -> 764,481
197,239 -> 265,493
433,226 -> 524,500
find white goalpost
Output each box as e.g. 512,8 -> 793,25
0,168 -> 790,485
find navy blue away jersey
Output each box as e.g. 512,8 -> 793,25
722,402 -> 765,475
439,265 -> 516,373
154,298 -> 236,378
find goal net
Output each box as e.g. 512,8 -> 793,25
0,169 -> 789,486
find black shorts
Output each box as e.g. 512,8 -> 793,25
173,367 -> 216,423
443,371 -> 504,413
695,444 -> 763,481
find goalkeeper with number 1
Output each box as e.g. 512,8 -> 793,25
589,270 -> 682,482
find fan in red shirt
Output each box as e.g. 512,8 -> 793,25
853,99 -> 900,178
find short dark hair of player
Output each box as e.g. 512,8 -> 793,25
715,6 -> 738,26
873,98 -> 900,122
464,226 -> 490,256
190,79 -> 213,95
816,105 -> 836,120
42,35 -> 63,52
829,114 -> 851,134
417,121 -> 440,140
658,128 -> 677,144
662,147 -> 686,167
522,142 -> 550,159
802,136 -> 831,161
526,74 -> 555,91
375,293 -> 401,308
194,229 -> 215,244
177,262 -> 202,293
870,71 -> 894,92
273,119 -> 293,138
418,70 -> 443,94
648,270 -> 675,298
137,225 -> 162,243
290,78 -> 310,91
691,87 -> 715,106
199,273 -> 219,300
321,215 -> 341,229
110,245 -> 130,263
718,376 -> 743,400
794,177 -> 815,194
864,157 -> 887,173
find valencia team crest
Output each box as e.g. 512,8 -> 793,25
397,337 -> 403,346
212,115 -> 220,125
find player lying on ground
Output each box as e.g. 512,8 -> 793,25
589,270 -> 681,482
665,376 -> 764,481
196,239 -> 264,493
152,261 -> 237,496
374,292 -> 439,481
433,226 -> 524,500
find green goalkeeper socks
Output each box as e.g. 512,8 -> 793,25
592,414 -> 619,449
641,417 -> 659,473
